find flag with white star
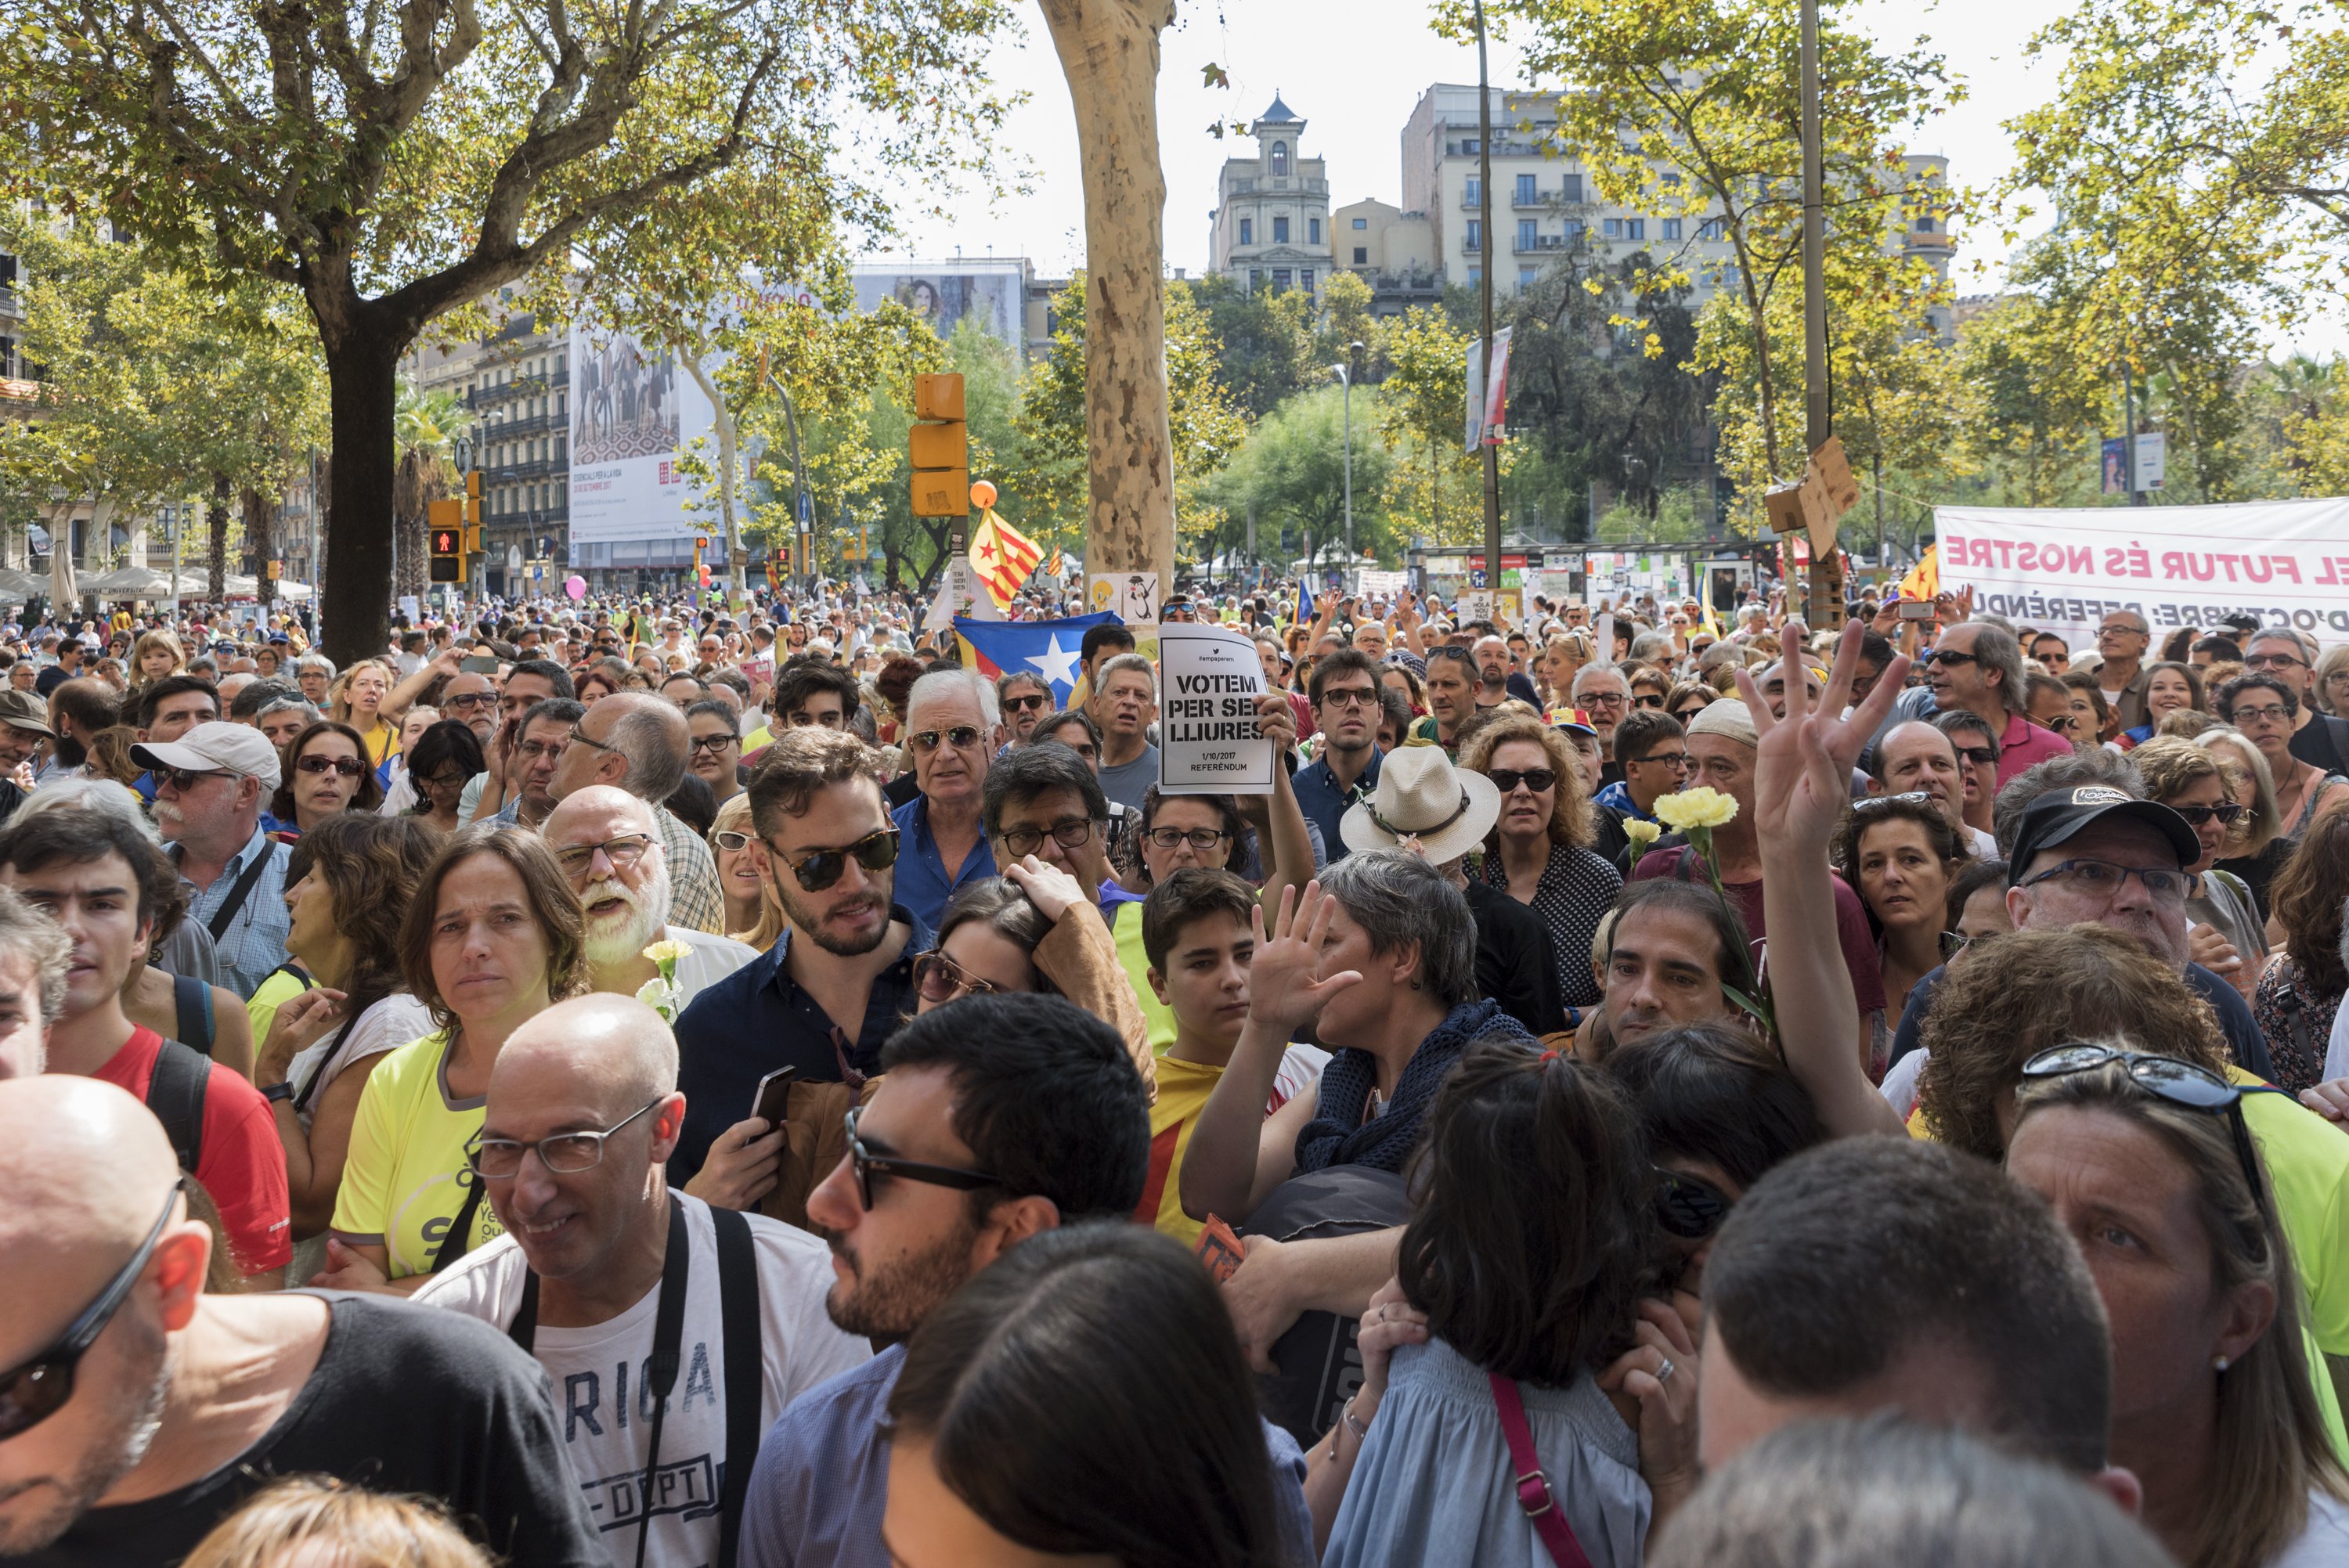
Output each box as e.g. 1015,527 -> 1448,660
954,611 -> 1120,708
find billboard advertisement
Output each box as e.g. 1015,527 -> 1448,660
567,315 -> 715,548
850,264 -> 1026,359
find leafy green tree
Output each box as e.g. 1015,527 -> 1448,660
1207,384 -> 1391,572
2,0 -> 1016,658
1373,303 -> 1494,546
1183,274 -> 1316,418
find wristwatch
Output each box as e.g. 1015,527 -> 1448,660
262,1081 -> 297,1104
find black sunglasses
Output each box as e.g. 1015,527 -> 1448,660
2169,801 -> 2244,826
156,766 -> 230,792
1655,1167 -> 1734,1240
0,1184 -> 180,1439
296,754 -> 365,777
843,1105 -> 1002,1211
2022,1044 -> 2268,1212
1921,649 -> 1979,669
1485,766 -> 1557,795
774,826 -> 900,892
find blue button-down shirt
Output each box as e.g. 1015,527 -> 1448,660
668,906 -> 934,1188
1293,744 -> 1382,863
887,793 -> 993,932
172,823 -> 291,1000
739,1344 -> 1318,1568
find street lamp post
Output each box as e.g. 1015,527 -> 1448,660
1330,340 -> 1367,559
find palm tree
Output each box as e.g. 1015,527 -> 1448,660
393,380 -> 474,599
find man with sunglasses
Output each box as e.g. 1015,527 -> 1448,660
1918,622 -> 2073,792
888,670 -> 1003,932
0,1076 -> 606,1563
671,728 -> 932,1212
736,992 -> 1315,1568
416,996 -> 868,1568
548,692 -> 727,935
134,722 -> 292,999
993,670 -> 1053,746
548,786 -> 756,1015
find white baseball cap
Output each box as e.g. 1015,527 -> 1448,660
131,721 -> 284,791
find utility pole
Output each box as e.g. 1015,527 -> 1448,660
1332,339 -> 1365,558
2122,355 -> 2146,508
1474,0 -> 1503,598
1799,0 -> 1842,626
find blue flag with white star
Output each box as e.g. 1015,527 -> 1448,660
955,612 -> 1120,707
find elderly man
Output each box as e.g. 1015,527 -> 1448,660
1570,662 -> 1634,781
0,884 -> 67,1081
546,786 -> 756,1010
0,1076 -> 603,1563
995,670 -> 1054,745
291,652 -> 337,708
1868,719 -> 1998,857
888,669 -> 1001,930
415,996 -> 868,1568
1920,622 -> 2073,792
1088,652 -> 1160,813
2092,609 -> 2154,730
135,721 -> 290,997
548,691 -> 726,934
254,694 -> 322,753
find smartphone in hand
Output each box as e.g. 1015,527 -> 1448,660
750,1065 -> 798,1130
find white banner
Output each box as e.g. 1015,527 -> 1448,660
1933,499 -> 2349,648
1156,623 -> 1275,795
567,315 -> 716,548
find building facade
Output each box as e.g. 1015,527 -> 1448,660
1208,95 -> 1335,296
405,307 -> 570,600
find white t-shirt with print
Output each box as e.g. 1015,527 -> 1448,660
414,1191 -> 870,1568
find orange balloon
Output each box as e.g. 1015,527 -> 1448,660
969,480 -> 998,509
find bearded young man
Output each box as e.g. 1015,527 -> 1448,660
543,785 -> 756,1011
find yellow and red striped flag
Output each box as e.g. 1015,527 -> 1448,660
969,506 -> 1044,611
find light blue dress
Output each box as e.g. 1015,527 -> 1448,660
1322,1338 -> 1651,1568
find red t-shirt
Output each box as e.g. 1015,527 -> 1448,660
94,1026 -> 292,1275
1994,712 -> 2080,793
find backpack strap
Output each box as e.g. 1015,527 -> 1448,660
146,1037 -> 211,1172
171,973 -> 215,1057
711,1205 -> 763,1568
1488,1372 -> 1596,1568
205,846 -> 276,944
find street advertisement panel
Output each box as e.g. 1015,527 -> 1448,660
1932,499 -> 2349,647
850,265 -> 1026,359
1156,623 -> 1274,795
567,314 -> 715,548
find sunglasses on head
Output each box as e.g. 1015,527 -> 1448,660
0,1183 -> 180,1440
296,754 -> 365,777
1655,1166 -> 1733,1240
2022,1044 -> 2268,1212
778,826 -> 900,892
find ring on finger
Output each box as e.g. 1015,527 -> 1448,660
1656,1357 -> 1676,1382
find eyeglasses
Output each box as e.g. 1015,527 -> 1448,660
1143,826 -> 1230,851
908,726 -> 985,754
2022,1044 -> 2267,1212
1632,752 -> 1689,772
1854,790 -> 1931,811
0,1184 -> 180,1439
843,1104 -> 1003,1211
1920,649 -> 1979,669
912,950 -> 1000,1004
1654,1167 -> 1733,1240
713,829 -> 753,852
2020,856 -> 2197,907
1485,766 -> 1557,795
688,733 -> 738,755
1939,928 -> 1980,961
443,690 -> 494,709
2168,801 -> 2244,826
553,833 -> 654,875
1952,745 -> 1997,766
773,826 -> 900,892
1319,687 -> 1380,709
297,754 -> 365,777
2098,623 -> 2150,640
566,723 -> 620,755
1582,691 -> 1629,708
2243,650 -> 2307,670
1004,693 -> 1051,713
2231,705 -> 2293,724
470,1098 -> 662,1178
997,816 -> 1095,858
1632,694 -> 1666,709
156,766 -> 229,791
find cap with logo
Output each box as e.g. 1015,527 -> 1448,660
130,720 -> 283,791
1548,708 -> 1600,738
2006,785 -> 2199,888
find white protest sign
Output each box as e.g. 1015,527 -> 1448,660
1091,570 -> 1160,625
1156,622 -> 1276,795
1355,568 -> 1409,599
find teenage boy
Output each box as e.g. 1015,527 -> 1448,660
1129,870 -> 1327,1244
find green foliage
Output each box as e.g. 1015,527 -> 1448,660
1182,274 -> 1316,418
1373,304 -> 1497,546
1207,383 -> 1391,569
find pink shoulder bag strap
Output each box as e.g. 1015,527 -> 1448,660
1488,1372 -> 1597,1568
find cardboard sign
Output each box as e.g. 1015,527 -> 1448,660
1156,623 -> 1275,795
1090,571 -> 1160,625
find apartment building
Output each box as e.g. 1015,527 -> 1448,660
1207,95 -> 1336,296
407,311 -> 570,599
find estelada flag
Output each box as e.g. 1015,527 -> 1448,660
1898,544 -> 1939,604
969,507 -> 1044,611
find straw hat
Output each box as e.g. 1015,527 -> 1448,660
1341,741 -> 1501,863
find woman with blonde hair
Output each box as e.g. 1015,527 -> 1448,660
328,657 -> 402,777
1536,631 -> 1594,710
711,791 -> 785,948
2201,726 -> 2292,914
181,1477 -> 490,1568
2133,737 -> 2269,984
1460,712 -> 1623,1013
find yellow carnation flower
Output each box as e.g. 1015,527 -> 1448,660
1622,817 -> 1662,850
642,939 -> 689,966
1654,786 -> 1738,833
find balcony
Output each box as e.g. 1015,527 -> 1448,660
1514,234 -> 1571,253
496,411 -> 553,438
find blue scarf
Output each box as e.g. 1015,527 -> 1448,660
1294,999 -> 1539,1176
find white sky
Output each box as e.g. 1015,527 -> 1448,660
881,0 -> 2343,359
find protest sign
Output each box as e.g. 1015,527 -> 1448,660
1156,623 -> 1275,795
1933,499 -> 2349,647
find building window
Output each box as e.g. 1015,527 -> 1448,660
1301,269 -> 1315,293
1272,269 -> 1293,290
1271,141 -> 1289,176
1517,219 -> 1538,249
1466,219 -> 1481,248
1700,218 -> 1724,240
1308,218 -> 1321,245
1273,216 -> 1290,243
1352,217 -> 1368,229
1519,267 -> 1537,285
1239,218 -> 1252,245
1464,177 -> 1481,204
1564,218 -> 1586,240
1603,218 -> 1623,239
1626,218 -> 1645,240
1515,174 -> 1537,204
1467,268 -> 1481,285
1662,217 -> 1683,240
1354,246 -> 1369,265
1563,173 -> 1584,204
1250,269 -> 1264,288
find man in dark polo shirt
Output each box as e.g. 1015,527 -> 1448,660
670,727 -> 930,1210
1290,649 -> 1383,862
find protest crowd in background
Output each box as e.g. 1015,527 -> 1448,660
5,563 -> 2349,1568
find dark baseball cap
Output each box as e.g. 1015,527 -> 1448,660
2006,785 -> 2199,887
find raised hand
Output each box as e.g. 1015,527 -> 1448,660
1004,853 -> 1085,924
1253,690 -> 1297,752
1246,881 -> 1362,1036
1734,620 -> 1911,852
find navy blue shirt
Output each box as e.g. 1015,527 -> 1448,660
1293,745 -> 1380,863
888,793 -> 993,932
668,905 -> 934,1187
1891,957 -> 2275,1081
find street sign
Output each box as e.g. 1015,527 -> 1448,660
2134,431 -> 2167,492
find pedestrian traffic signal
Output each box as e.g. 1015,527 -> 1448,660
464,470 -> 483,526
428,499 -> 465,584
910,373 -> 969,518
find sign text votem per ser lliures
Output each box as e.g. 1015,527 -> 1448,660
1156,625 -> 1276,795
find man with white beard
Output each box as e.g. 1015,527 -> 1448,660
544,785 -> 756,1014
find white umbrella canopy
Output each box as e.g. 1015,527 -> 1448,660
88,565 -> 179,597
48,536 -> 76,608
0,568 -> 43,600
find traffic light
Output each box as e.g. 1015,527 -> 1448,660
464,470 -> 483,528
428,499 -> 465,584
909,373 -> 969,517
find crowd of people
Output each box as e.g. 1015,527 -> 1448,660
1,577 -> 2347,1568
